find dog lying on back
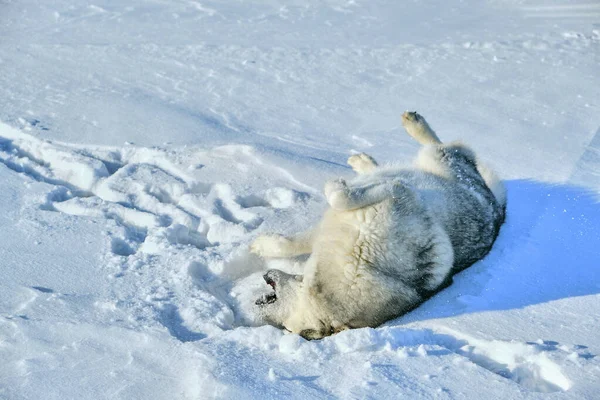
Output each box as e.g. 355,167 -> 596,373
251,111 -> 506,339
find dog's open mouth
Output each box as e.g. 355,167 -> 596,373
255,273 -> 277,305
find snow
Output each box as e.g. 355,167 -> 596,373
1,0 -> 599,398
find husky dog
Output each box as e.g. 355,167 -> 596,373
251,111 -> 506,339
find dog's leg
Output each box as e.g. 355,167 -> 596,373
324,178 -> 412,210
250,229 -> 315,258
347,153 -> 378,174
401,111 -> 442,145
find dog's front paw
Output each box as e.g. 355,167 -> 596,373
250,234 -> 291,258
324,178 -> 347,199
347,153 -> 378,174
324,178 -> 352,210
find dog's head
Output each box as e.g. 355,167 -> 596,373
255,269 -> 303,328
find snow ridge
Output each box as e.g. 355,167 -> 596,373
0,121 -> 314,340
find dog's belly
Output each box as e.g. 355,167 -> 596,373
307,202 -> 405,322
314,203 -> 385,273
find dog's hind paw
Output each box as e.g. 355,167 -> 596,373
401,111 -> 442,145
401,110 -> 423,126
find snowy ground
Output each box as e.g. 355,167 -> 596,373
1,0 -> 600,398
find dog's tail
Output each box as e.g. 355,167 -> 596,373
476,161 -> 507,209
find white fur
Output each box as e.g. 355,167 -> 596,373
251,111 -> 505,339
476,161 -> 507,207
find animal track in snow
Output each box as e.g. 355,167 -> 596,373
0,122 -> 307,258
0,121 -> 315,342
155,302 -> 207,342
435,330 -> 572,393
293,327 -> 579,393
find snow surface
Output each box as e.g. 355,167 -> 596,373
1,0 -> 599,398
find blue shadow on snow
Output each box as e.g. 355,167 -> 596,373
398,179 -> 600,323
